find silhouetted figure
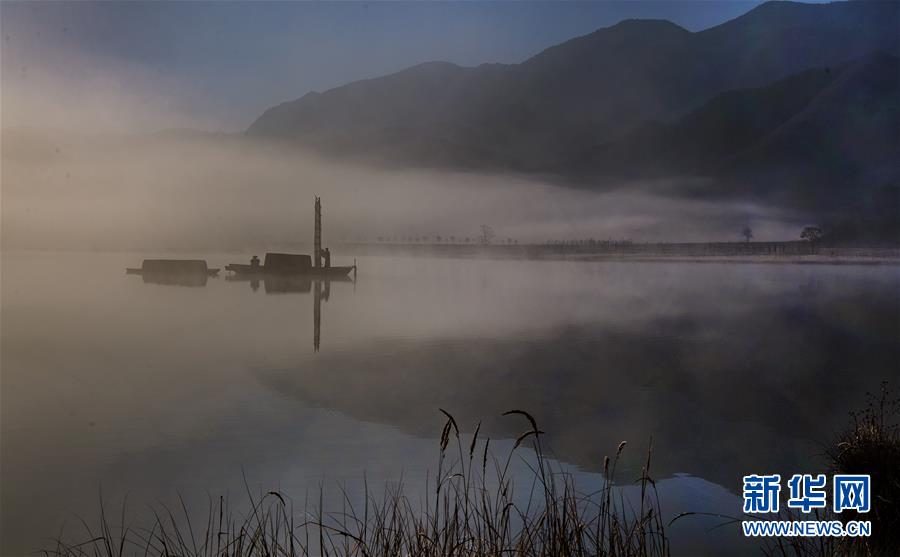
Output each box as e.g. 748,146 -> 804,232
323,248 -> 331,268
250,255 -> 260,269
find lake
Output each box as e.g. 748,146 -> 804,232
2,251 -> 898,556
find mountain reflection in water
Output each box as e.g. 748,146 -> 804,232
1,252 -> 897,556
258,262 -> 899,490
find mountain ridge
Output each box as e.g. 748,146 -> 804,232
248,1 -> 897,160
246,1 -> 900,239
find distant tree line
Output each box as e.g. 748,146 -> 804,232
363,225 -> 829,249
372,225 -> 517,245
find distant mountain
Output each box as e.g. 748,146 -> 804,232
579,49 -> 900,241
246,1 -> 900,241
586,64 -> 843,177
596,53 -> 898,188
729,53 -> 899,204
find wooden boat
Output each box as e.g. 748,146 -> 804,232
225,253 -> 353,278
126,259 -> 219,276
225,198 -> 355,279
125,259 -> 218,287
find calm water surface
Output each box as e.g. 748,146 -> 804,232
2,251 -> 898,556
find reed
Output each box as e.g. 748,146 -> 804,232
827,382 -> 899,556
764,382 -> 900,557
44,410 -> 669,557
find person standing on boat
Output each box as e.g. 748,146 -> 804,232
323,248 -> 331,268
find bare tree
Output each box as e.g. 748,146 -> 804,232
800,226 -> 824,254
741,226 -> 754,243
479,224 -> 495,245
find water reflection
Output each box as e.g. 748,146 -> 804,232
133,271 -> 212,287
225,273 -> 353,351
315,281 -> 324,351
2,252 -> 897,557
225,273 -> 353,293
257,266 -> 900,490
227,273 -> 310,293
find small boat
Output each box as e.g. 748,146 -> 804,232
126,259 -> 219,287
126,259 -> 220,276
225,197 -> 355,279
226,253 -> 353,278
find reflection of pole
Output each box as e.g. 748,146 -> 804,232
314,197 -> 322,268
313,280 -> 321,352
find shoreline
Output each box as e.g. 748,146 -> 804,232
4,245 -> 900,266
563,254 -> 900,265
333,243 -> 900,266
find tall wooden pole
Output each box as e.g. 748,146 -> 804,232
314,196 -> 322,268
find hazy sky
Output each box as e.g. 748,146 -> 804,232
1,0 -> 828,132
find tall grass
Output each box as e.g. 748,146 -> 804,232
764,382 -> 900,557
44,410 -> 668,557
827,382 -> 899,556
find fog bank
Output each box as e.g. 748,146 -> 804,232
1,128 -> 806,252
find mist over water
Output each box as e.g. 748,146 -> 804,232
2,252 -> 897,556
2,128 -> 803,252
1,4 -> 803,251
3,3 -> 897,556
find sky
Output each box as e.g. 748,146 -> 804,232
0,1 -> 828,132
